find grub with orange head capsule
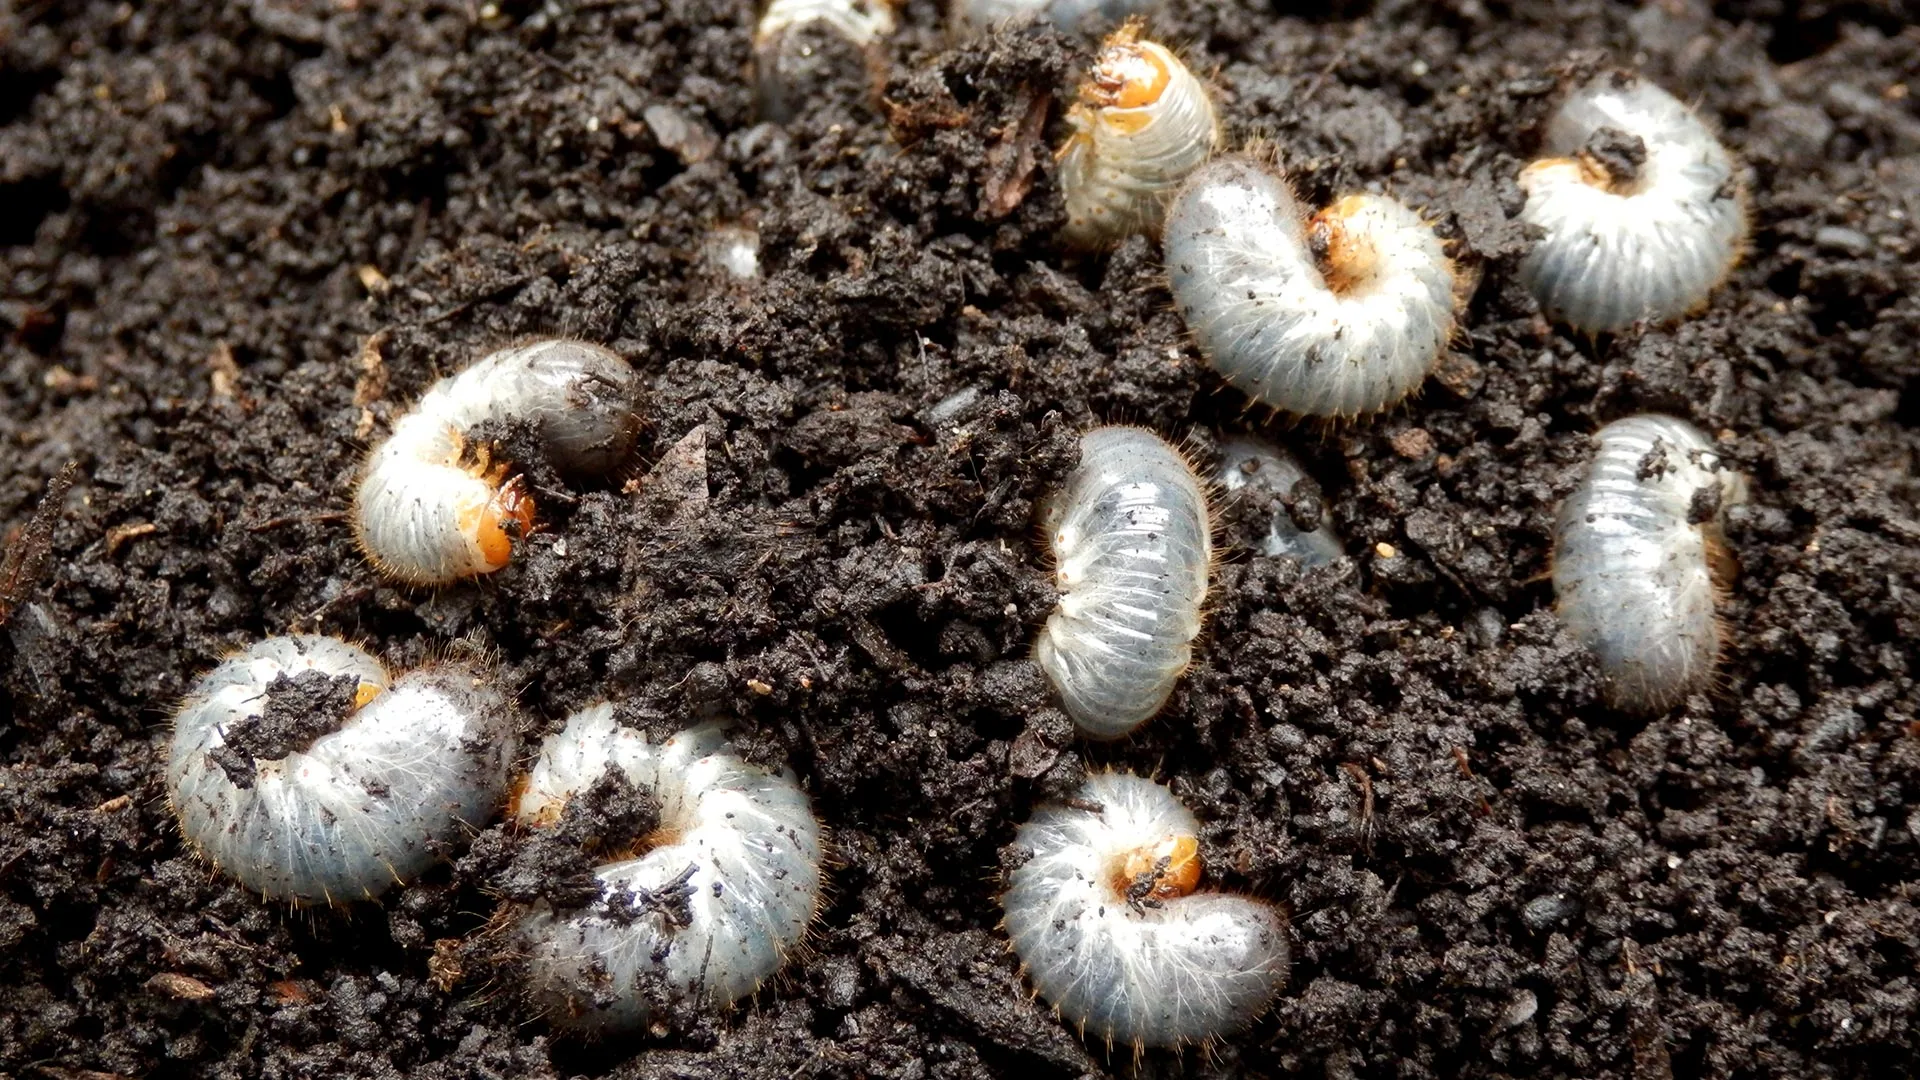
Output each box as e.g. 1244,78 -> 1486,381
1057,24 -> 1219,249
1001,772 -> 1288,1049
354,339 -> 641,585
1164,156 -> 1459,417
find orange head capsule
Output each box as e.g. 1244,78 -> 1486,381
1572,151 -> 1619,190
1519,146 -> 1638,197
1113,832 -> 1201,902
460,475 -> 535,572
1055,24 -> 1217,249
351,680 -> 384,711
1308,196 -> 1382,295
1085,31 -> 1173,114
1704,526 -> 1738,591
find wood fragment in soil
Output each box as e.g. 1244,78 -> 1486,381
882,95 -> 969,147
208,341 -> 243,401
104,522 -> 158,557
428,939 -> 462,992
0,463 -> 79,628
981,87 -> 1052,219
354,331 -> 389,407
146,973 -> 215,1002
1341,761 -> 1375,855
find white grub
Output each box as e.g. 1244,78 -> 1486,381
1033,427 -> 1211,740
705,223 -> 761,280
511,705 -> 825,1033
353,339 -> 640,586
1057,24 -> 1219,249
952,0 -> 1154,37
167,635 -> 513,904
1165,156 -> 1458,417
1002,772 -> 1287,1049
1518,72 -> 1747,333
753,0 -> 895,123
1214,436 -> 1343,566
1552,414 -> 1748,712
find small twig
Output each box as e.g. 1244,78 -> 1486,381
0,463 -> 79,627
1454,746 -> 1493,815
1340,761 -> 1375,856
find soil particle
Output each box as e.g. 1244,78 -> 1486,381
4,0 -> 1920,1078
207,669 -> 363,787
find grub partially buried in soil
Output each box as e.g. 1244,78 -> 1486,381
3,0 -> 1920,1077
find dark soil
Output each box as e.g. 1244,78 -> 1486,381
4,0 -> 1920,1077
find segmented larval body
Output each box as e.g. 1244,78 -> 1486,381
354,339 -> 640,585
1165,156 -> 1458,417
757,0 -> 893,44
753,0 -> 896,122
951,0 -> 1153,36
167,635 -> 513,903
512,705 -> 825,1032
1553,415 -> 1748,712
1518,73 -> 1747,333
1057,27 -> 1219,248
1033,427 -> 1212,739
1214,437 -> 1343,566
1002,773 -> 1287,1048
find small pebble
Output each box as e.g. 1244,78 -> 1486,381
1500,989 -> 1539,1029
1390,428 -> 1434,459
1521,892 -> 1579,931
1813,225 -> 1872,256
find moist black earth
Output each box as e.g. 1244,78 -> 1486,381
4,0 -> 1920,1077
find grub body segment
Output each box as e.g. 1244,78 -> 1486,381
1033,427 -> 1212,739
1552,414 -> 1748,712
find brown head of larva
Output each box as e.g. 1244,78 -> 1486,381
1080,23 -> 1173,133
1521,125 -> 1651,199
1307,195 -> 1382,296
1109,831 -> 1201,904
1574,125 -> 1650,195
458,474 -> 535,572
351,680 -> 384,711
449,430 -> 538,569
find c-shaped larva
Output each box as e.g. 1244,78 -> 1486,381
1552,414 -> 1748,713
752,0 -> 896,123
510,705 -> 826,1032
1057,24 -> 1219,249
950,0 -> 1153,37
167,635 -> 514,904
1002,772 -> 1288,1050
1518,72 -> 1747,334
354,339 -> 641,585
1164,156 -> 1459,417
1214,436 -> 1344,567
1033,427 -> 1212,740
